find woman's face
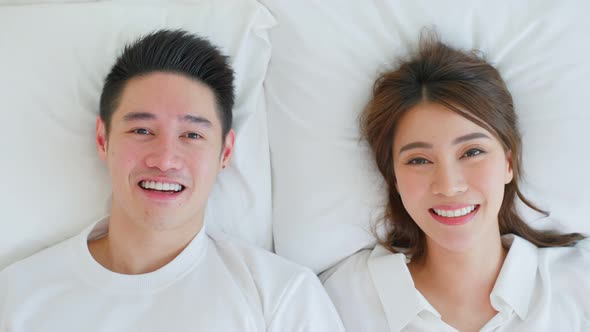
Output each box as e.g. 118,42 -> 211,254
392,102 -> 513,253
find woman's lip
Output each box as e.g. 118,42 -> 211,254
429,205 -> 480,226
431,204 -> 477,210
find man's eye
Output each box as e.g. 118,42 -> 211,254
407,158 -> 430,165
462,148 -> 485,158
133,128 -> 150,135
185,132 -> 202,139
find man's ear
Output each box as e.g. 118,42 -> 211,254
220,129 -> 235,170
96,117 -> 108,162
505,150 -> 514,184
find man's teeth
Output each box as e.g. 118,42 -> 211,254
140,181 -> 183,192
433,205 -> 476,218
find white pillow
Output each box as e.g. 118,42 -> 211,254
0,1 -> 95,4
0,1 -> 275,269
262,0 -> 590,273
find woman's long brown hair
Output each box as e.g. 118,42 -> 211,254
361,33 -> 585,257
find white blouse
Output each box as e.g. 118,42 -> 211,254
321,234 -> 590,332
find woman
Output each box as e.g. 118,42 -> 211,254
321,35 -> 589,332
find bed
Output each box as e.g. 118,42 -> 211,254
1,0 -> 588,278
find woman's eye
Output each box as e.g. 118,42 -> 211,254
407,158 -> 431,165
462,148 -> 484,158
133,128 -> 150,135
185,132 -> 202,139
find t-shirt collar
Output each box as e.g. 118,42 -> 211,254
73,216 -> 208,292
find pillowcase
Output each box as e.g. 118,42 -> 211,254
0,0 -> 274,269
262,0 -> 590,273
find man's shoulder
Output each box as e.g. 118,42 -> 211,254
3,237 -> 73,273
205,230 -> 344,331
204,230 -> 329,319
0,236 -> 77,297
206,230 -> 314,279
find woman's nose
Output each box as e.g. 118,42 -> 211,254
430,162 -> 468,197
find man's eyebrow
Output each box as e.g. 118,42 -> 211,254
121,112 -> 213,128
452,132 -> 491,145
122,112 -> 156,121
180,115 -> 212,127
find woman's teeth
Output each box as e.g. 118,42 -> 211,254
433,205 -> 477,217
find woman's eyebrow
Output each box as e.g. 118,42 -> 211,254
398,141 -> 433,155
452,132 -> 490,145
398,132 -> 491,155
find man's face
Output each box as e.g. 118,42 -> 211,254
96,72 -> 234,232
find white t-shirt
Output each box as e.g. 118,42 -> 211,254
0,218 -> 345,332
321,234 -> 590,332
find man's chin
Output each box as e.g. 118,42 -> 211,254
138,214 -> 202,233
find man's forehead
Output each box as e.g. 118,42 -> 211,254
111,72 -> 220,127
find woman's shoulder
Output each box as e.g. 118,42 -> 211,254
506,233 -> 589,270
517,235 -> 590,312
497,236 -> 590,330
320,248 -> 373,289
320,244 -> 408,286
536,236 -> 590,272
536,237 -> 590,319
320,246 -> 411,332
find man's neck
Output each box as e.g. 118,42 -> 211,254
88,210 -> 204,275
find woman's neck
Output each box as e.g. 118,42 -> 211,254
408,235 -> 507,331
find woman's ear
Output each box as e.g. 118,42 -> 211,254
505,150 -> 514,184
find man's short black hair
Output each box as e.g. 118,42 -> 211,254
99,29 -> 235,138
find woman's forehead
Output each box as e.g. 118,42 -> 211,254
396,103 -> 487,138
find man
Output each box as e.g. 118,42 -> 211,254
0,29 -> 344,331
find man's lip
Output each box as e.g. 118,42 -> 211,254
137,177 -> 186,187
138,186 -> 185,200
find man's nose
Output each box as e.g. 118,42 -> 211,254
144,137 -> 183,171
